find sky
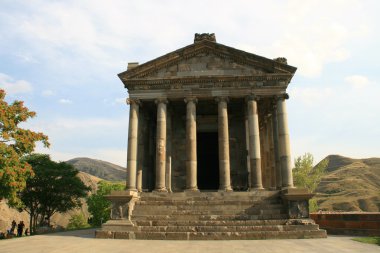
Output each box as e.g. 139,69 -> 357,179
0,0 -> 379,167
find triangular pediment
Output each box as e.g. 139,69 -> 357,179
119,39 -> 296,82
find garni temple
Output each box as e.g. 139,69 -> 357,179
96,34 -> 326,240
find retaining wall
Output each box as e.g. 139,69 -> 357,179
310,212 -> 380,236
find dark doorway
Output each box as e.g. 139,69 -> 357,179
197,132 -> 219,190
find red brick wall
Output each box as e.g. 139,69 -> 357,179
310,212 -> 380,236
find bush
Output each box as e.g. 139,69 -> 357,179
293,153 -> 328,212
67,213 -> 90,230
87,181 -> 125,226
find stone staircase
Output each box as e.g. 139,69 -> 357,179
97,191 -> 327,240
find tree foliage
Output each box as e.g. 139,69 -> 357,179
293,153 -> 328,212
87,181 -> 125,226
67,213 -> 90,230
293,153 -> 328,192
0,90 -> 49,206
20,154 -> 90,233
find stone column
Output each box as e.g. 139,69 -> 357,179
247,95 -> 263,190
268,117 -> 276,189
136,112 -> 144,192
244,114 -> 251,188
166,109 -> 172,192
185,98 -> 199,191
272,101 -> 282,189
154,99 -> 168,192
277,94 -> 294,188
216,97 -> 232,191
126,98 -> 140,191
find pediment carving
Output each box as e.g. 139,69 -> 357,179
120,40 -> 296,81
147,52 -> 266,79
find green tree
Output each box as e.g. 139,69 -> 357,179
0,90 -> 49,206
67,213 -> 90,230
293,153 -> 328,212
20,154 -> 90,233
87,181 -> 125,226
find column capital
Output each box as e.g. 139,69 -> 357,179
276,93 -> 289,101
246,94 -> 260,102
126,98 -> 141,105
184,97 -> 198,104
155,98 -> 169,104
215,96 -> 229,103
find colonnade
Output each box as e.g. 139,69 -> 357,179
126,94 -> 293,192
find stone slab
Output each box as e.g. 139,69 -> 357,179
1,229 -> 378,253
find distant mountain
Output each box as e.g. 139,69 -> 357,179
67,157 -> 126,181
315,155 -> 380,212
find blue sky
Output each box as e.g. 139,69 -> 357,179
0,0 -> 379,166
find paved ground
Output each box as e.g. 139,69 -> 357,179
0,229 -> 379,253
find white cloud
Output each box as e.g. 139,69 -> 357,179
29,116 -> 129,166
289,87 -> 333,106
14,52 -> 38,63
42,89 -> 54,97
52,117 -> 122,130
58,98 -> 73,104
345,75 -> 369,89
0,73 -> 33,94
114,98 -> 126,104
1,0 -> 372,78
35,148 -> 127,167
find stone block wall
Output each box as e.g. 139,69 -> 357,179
310,212 -> 380,236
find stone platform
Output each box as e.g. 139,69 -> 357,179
96,191 -> 327,240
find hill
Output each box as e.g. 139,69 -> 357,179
315,155 -> 380,212
67,157 -> 126,181
0,171 -> 102,233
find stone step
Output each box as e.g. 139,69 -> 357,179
139,196 -> 280,202
96,229 -> 327,240
139,191 -> 281,201
134,203 -> 284,210
135,200 -> 281,206
131,224 -> 320,233
132,213 -> 289,221
133,208 -> 285,216
135,219 -> 290,226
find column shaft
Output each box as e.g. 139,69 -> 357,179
268,117 -> 276,188
217,97 -> 232,191
272,104 -> 282,189
247,97 -> 263,189
126,99 -> 139,191
154,99 -> 168,192
277,95 -> 294,188
166,109 -> 172,192
185,98 -> 198,191
136,113 -> 144,192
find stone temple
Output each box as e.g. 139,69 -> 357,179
96,34 -> 326,240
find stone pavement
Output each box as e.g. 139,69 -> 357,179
0,229 -> 378,253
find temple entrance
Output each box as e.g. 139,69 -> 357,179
197,132 -> 219,190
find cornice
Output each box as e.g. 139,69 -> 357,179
123,74 -> 292,90
119,40 -> 297,81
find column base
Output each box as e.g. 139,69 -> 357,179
153,188 -> 168,193
249,187 -> 264,191
125,188 -> 138,192
184,188 -> 200,192
281,185 -> 295,190
218,187 -> 233,192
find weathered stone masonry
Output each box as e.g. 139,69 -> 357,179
96,34 -> 327,240
122,34 -> 295,192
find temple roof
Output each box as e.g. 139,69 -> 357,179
118,34 -> 297,90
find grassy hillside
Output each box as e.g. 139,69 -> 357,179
315,155 -> 380,212
67,157 -> 126,181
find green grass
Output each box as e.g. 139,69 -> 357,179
352,237 -> 380,246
